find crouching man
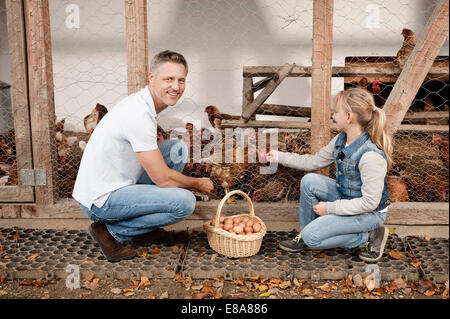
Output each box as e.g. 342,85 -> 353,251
73,50 -> 214,262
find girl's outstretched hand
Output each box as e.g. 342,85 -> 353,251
258,149 -> 277,163
313,201 -> 328,216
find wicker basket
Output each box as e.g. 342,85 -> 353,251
203,190 -> 267,258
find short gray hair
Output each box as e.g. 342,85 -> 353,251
150,50 -> 188,75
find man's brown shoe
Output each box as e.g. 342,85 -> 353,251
132,228 -> 192,244
88,222 -> 136,262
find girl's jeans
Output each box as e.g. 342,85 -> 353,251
299,173 -> 387,249
79,139 -> 196,243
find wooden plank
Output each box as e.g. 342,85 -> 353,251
4,0 -> 34,202
384,0 -> 449,137
256,104 -> 312,117
125,0 -> 148,94
344,56 -> 449,82
23,0 -> 57,205
402,111 -> 449,124
0,186 -> 34,202
220,119 -> 448,132
311,0 -> 333,177
13,199 -> 449,226
242,77 -> 254,117
243,65 -> 448,79
242,63 -> 296,121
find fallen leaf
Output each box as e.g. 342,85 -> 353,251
246,274 -> 260,281
279,281 -> 292,289
316,293 -> 331,299
424,235 -> 431,241
151,247 -> 160,255
233,279 -> 245,286
259,291 -> 271,297
317,283 -> 331,292
159,291 -> 169,299
147,294 -> 156,299
191,285 -> 203,290
13,231 -> 19,241
389,251 -> 406,260
83,273 -> 95,282
410,260 -> 422,268
424,289 -> 435,296
258,284 -> 268,292
301,288 -> 313,296
213,277 -> 224,282
192,292 -> 209,299
139,276 -> 152,288
20,280 -> 33,286
198,251 -> 207,257
27,253 -> 39,260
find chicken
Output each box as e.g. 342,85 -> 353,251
204,143 -> 252,202
387,175 -> 409,202
0,133 -> 15,164
157,125 -> 170,142
401,171 -> 449,202
204,105 -> 241,128
395,28 -> 416,69
432,134 -> 449,168
252,178 -> 288,202
84,103 -> 108,134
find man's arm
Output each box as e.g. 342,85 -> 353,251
136,149 -> 213,193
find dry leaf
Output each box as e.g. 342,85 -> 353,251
151,247 -> 160,255
246,274 -> 260,281
139,276 -> 152,288
83,273 -> 95,283
213,277 -> 224,282
20,280 -> 33,286
191,285 -> 203,290
318,283 -> 331,292
389,251 -> 406,260
410,260 -> 422,268
424,289 -> 435,296
301,288 -> 313,296
259,291 -> 271,297
316,293 -> 331,299
27,253 -> 39,260
147,294 -> 156,299
279,281 -> 292,289
160,291 -> 169,299
233,279 -> 245,286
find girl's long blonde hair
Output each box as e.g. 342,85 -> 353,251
334,87 -> 394,171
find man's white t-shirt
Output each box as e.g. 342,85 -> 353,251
72,86 -> 158,209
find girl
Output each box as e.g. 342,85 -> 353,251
264,87 -> 393,262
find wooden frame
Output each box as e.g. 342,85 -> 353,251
1,0 -> 34,203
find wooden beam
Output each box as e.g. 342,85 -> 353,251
311,0 -> 333,178
241,63 -> 295,121
24,0 -> 57,205
220,119 -> 448,132
402,111 -> 449,124
125,0 -> 148,94
12,199 -> 449,226
255,104 -> 312,117
382,0 -> 449,137
5,0 -> 34,202
242,64 -> 448,79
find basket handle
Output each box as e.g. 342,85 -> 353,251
213,190 -> 255,231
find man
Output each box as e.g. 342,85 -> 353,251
73,50 -> 214,262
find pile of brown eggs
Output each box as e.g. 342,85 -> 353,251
210,216 -> 262,235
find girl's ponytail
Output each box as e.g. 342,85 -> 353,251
366,107 -> 394,171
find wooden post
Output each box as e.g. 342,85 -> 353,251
383,0 -> 449,137
23,0 -> 57,205
311,0 -> 333,175
3,0 -> 34,202
125,0 -> 149,95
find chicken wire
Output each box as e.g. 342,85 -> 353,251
0,1 -> 17,187
1,0 -> 448,204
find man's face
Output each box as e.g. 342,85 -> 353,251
149,62 -> 186,108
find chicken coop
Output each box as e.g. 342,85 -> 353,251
0,0 -> 448,233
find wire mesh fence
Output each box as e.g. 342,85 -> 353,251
0,0 -> 448,204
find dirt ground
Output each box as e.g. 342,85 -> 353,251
0,274 -> 448,300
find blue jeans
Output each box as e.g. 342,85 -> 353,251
80,139 -> 196,242
298,173 -> 387,249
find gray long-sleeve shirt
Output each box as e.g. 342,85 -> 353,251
272,135 -> 388,216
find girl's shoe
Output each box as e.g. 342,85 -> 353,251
279,233 -> 303,252
358,226 -> 389,262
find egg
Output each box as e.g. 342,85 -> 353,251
232,225 -> 243,234
245,220 -> 254,227
242,216 -> 250,223
239,222 -> 246,229
224,217 -> 233,224
252,222 -> 261,233
219,223 -> 224,229
244,226 -> 253,233
219,216 -> 225,223
223,223 -> 233,231
233,217 -> 242,224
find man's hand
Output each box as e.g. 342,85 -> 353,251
312,201 -> 327,216
195,177 -> 214,194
